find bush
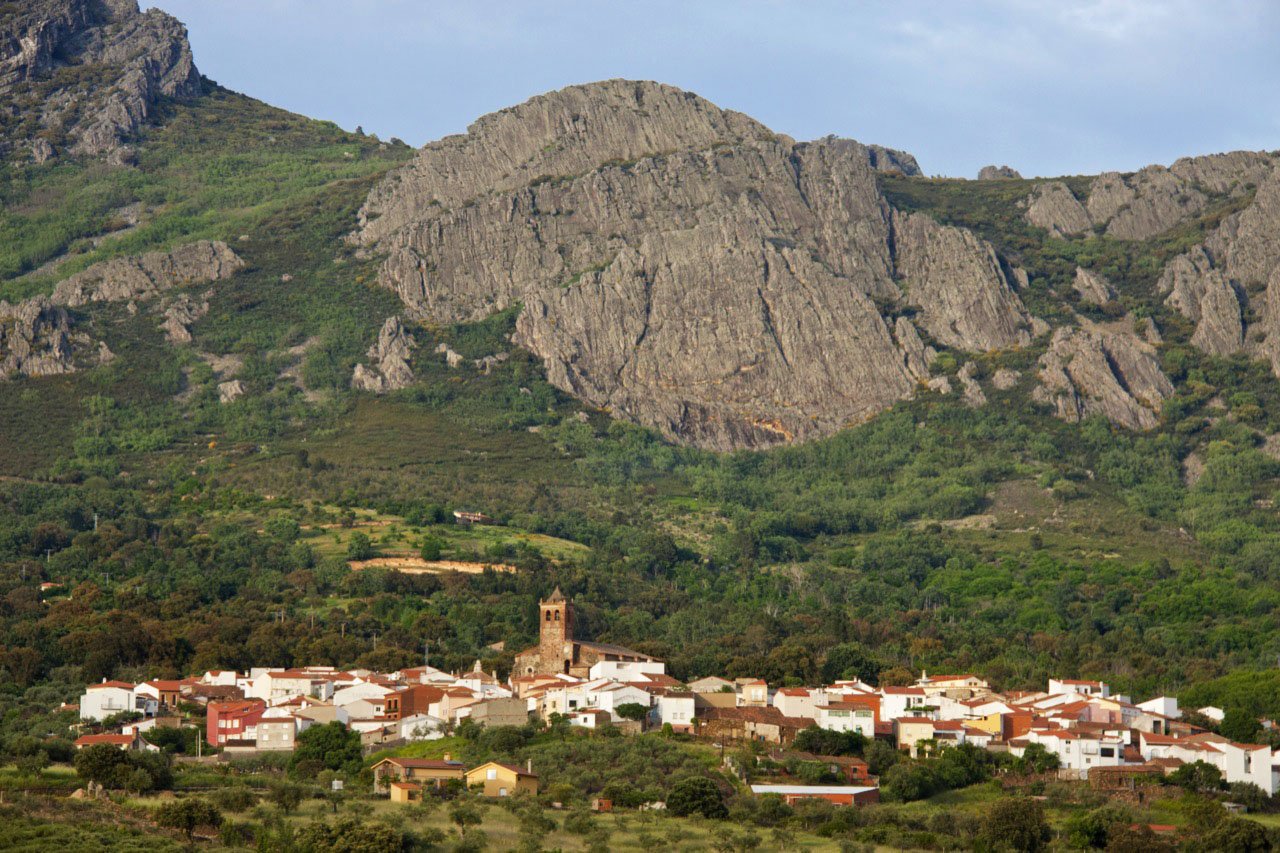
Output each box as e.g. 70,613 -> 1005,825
666,777 -> 726,819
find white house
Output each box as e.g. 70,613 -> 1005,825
399,712 -> 447,741
589,659 -> 667,682
1197,706 -> 1226,723
879,686 -> 931,720
200,670 -> 240,687
815,701 -> 875,737
1048,678 -> 1110,698
1136,696 -> 1180,719
774,688 -> 825,719
656,693 -> 696,733
1140,733 -> 1275,795
332,682 -> 393,710
1020,728 -> 1127,773
79,680 -> 157,721
247,670 -> 334,703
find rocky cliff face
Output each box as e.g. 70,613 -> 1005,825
0,0 -> 200,161
1024,152 -> 1272,242
356,80 -> 1036,449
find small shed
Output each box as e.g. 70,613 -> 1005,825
389,781 -> 422,803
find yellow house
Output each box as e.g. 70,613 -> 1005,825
895,717 -> 938,758
389,781 -> 422,803
963,712 -> 1004,735
464,761 -> 539,798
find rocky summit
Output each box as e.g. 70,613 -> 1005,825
355,80 -> 1037,450
0,0 -> 200,162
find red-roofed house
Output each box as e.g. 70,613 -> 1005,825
207,700 -> 266,747
136,680 -> 183,710
74,732 -> 147,751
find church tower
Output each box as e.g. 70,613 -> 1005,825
538,587 -> 574,674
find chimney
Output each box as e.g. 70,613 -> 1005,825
527,758 -> 533,774
443,752 -> 451,762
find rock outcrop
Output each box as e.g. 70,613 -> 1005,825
1025,152 -> 1272,242
958,362 -> 986,407
0,0 -> 201,160
1,241 -> 242,379
978,165 -> 1021,180
356,80 -> 1034,449
1073,267 -> 1117,306
0,297 -> 75,377
159,290 -> 212,344
1033,326 -> 1173,430
1158,248 -> 1243,356
217,379 -> 244,403
1025,181 -> 1091,238
351,316 -> 416,392
51,241 -> 243,307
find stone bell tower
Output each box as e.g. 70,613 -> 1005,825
538,587 -> 574,674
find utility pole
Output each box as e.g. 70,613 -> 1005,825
93,512 -> 99,532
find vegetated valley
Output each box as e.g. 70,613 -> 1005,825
4,2 -> 1280,851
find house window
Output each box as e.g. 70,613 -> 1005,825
499,788 -> 508,797
487,769 -> 497,780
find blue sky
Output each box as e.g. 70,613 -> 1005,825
154,0 -> 1280,178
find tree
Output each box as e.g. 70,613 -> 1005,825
265,516 -> 301,543
419,535 -> 444,561
821,642 -> 879,684
346,532 -> 374,560
666,777 -> 727,819
15,750 -> 49,779
982,798 -> 1050,853
615,702 -> 649,722
155,797 -> 222,840
74,742 -> 130,786
547,713 -> 571,741
290,721 -> 362,773
1203,817 -> 1273,853
449,798 -> 483,837
267,780 -> 306,814
1021,742 -> 1061,773
792,725 -> 866,757
1169,760 -> 1224,793
1221,708 -> 1264,745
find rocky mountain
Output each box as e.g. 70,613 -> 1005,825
0,0 -> 200,162
354,80 -> 1038,450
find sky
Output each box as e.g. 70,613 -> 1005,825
152,0 -> 1280,178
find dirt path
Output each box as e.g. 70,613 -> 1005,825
347,556 -> 517,574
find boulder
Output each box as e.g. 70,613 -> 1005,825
958,362 -> 986,407
1073,267 -> 1117,306
978,165 -> 1021,180
992,368 -> 1020,390
217,379 -> 244,403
